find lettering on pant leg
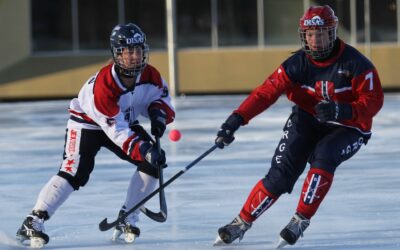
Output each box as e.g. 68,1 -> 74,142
68,129 -> 77,154
358,137 -> 364,146
286,119 -> 292,128
282,130 -> 289,140
279,143 -> 286,152
275,126 -> 290,164
275,143 -> 286,164
61,129 -> 81,176
352,141 -> 359,151
275,155 -> 282,164
340,137 -> 364,156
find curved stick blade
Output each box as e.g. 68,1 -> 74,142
98,145 -> 217,232
99,218 -> 117,231
140,207 -> 167,222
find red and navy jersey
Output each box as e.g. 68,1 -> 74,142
235,39 -> 383,134
68,63 -> 175,161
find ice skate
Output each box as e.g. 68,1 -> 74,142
276,212 -> 310,248
213,215 -> 252,245
16,210 -> 50,249
111,209 -> 140,243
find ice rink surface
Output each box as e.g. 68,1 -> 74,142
0,94 -> 399,249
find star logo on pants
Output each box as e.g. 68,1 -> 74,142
65,159 -> 75,173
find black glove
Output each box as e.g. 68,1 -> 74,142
315,100 -> 353,123
148,109 -> 167,138
215,113 -> 244,149
139,142 -> 166,168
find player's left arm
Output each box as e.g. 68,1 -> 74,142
145,78 -> 176,137
146,78 -> 175,124
315,68 -> 384,124
350,68 -> 384,122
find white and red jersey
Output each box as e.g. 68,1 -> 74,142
234,39 -> 384,134
67,63 -> 175,161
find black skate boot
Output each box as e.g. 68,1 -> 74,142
111,208 -> 140,243
16,210 -> 50,249
276,212 -> 310,248
214,215 -> 252,245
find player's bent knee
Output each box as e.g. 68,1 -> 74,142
263,168 -> 300,195
311,160 -> 337,174
136,162 -> 159,179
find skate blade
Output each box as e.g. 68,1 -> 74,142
111,229 -> 123,241
16,234 -> 28,243
111,229 -> 137,243
124,233 -> 137,243
213,234 -> 227,246
275,237 -> 289,249
30,237 -> 46,249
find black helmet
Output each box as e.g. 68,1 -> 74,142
110,23 -> 149,77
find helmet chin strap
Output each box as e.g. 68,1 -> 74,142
115,65 -> 136,79
115,66 -> 137,89
312,38 -> 340,61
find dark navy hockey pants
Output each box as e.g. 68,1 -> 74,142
263,106 -> 370,196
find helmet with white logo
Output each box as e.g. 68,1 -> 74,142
110,23 -> 149,77
299,5 -> 338,60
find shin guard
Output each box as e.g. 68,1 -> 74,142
239,179 -> 278,223
296,168 -> 333,219
33,175 -> 74,217
124,170 -> 157,215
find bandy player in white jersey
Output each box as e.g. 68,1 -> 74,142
16,23 -> 175,248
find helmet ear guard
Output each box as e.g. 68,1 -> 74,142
110,23 -> 149,78
299,5 -> 338,60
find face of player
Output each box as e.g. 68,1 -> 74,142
305,28 -> 330,52
118,46 -> 143,70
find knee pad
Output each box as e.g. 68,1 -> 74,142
58,153 -> 95,190
58,166 -> 91,190
263,166 -> 301,195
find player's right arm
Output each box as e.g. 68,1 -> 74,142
215,65 -> 292,148
234,65 -> 292,124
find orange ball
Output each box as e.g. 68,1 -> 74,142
169,129 -> 181,142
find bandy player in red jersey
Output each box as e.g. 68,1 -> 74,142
214,5 -> 384,248
16,23 -> 175,248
